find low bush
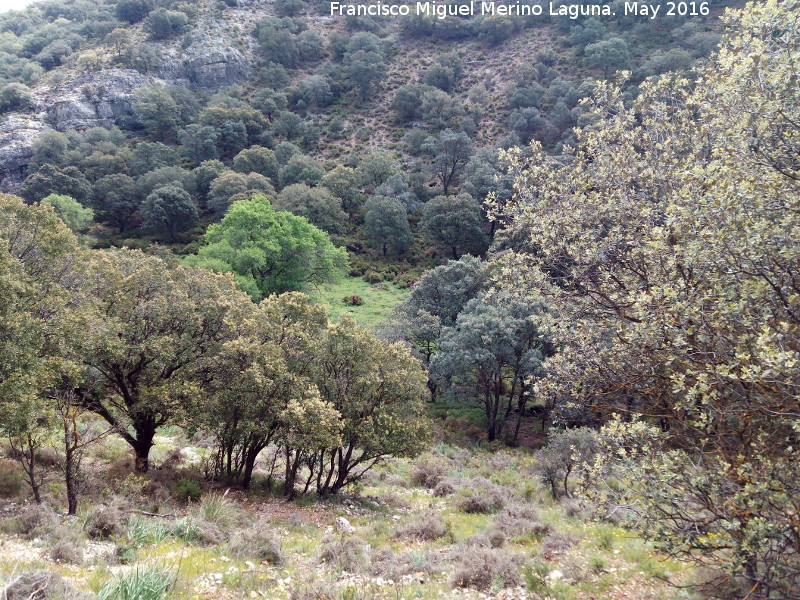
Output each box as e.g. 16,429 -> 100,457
85,505 -> 125,540
410,454 -> 449,488
193,492 -> 241,528
2,570 -> 84,600
289,582 -> 336,600
493,504 -> 553,541
342,294 -> 363,306
432,477 -> 459,497
49,538 -> 85,565
229,526 -> 284,565
319,535 -> 370,573
541,532 -> 575,556
125,516 -> 170,546
465,528 -> 506,548
0,459 -> 24,498
450,546 -> 521,591
15,504 -> 59,539
455,477 -> 507,514
174,478 -> 202,502
398,512 -> 449,541
561,498 -> 591,520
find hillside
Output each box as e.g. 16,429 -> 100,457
2,0 -> 799,599
0,0 -> 738,266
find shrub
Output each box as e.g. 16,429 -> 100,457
11,505 -> 59,539
455,477 -> 507,514
522,558 -> 551,596
319,535 -> 370,573
194,492 -> 241,528
85,506 -> 125,540
541,532 -> 575,556
0,459 -> 24,497
398,512 -> 449,541
466,528 -> 506,548
97,564 -> 176,600
493,504 -> 553,541
363,270 -> 383,283
589,555 -> 607,572
536,427 -> 599,499
342,294 -> 363,306
49,538 -> 85,565
126,516 -> 170,547
451,546 -> 521,591
2,570 -> 82,600
289,582 -> 336,600
561,498 -> 590,520
229,526 -> 284,565
410,455 -> 448,488
432,477 -> 459,497
174,478 -> 202,502
176,516 -> 226,546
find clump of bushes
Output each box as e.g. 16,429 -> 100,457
341,294 -> 363,306
13,504 -> 60,539
465,528 -> 506,549
229,526 -> 284,565
363,270 -> 383,283
319,535 -> 370,572
49,538 -> 85,565
493,503 -> 553,541
410,454 -> 449,488
451,546 -> 521,591
541,532 -> 576,556
0,459 -> 24,498
192,492 -> 242,529
174,478 -> 202,502
85,505 -> 125,540
398,512 -> 450,541
455,477 -> 508,513
2,570 -> 83,600
432,476 -> 460,497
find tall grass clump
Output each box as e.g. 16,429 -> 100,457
97,564 -> 175,600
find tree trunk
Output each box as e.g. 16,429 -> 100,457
241,445 -> 262,490
27,438 -> 42,505
133,438 -> 154,473
427,379 -> 438,403
65,447 -> 78,515
563,464 -> 572,499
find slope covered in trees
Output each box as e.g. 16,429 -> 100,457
1,0 -> 799,598
0,0 -> 740,292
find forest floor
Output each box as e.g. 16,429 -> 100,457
0,426 -> 703,600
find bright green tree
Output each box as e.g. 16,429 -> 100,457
185,195 -> 347,300
41,194 -> 94,232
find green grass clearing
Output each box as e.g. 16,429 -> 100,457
308,277 -> 410,329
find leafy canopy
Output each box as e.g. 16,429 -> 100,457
185,195 -> 347,300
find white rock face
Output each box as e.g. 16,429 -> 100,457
0,113 -> 47,190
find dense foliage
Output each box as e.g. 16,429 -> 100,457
496,0 -> 800,595
0,195 -> 428,503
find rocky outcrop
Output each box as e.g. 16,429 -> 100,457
0,68 -> 155,191
44,68 -> 152,131
0,114 -> 48,191
158,35 -> 251,91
